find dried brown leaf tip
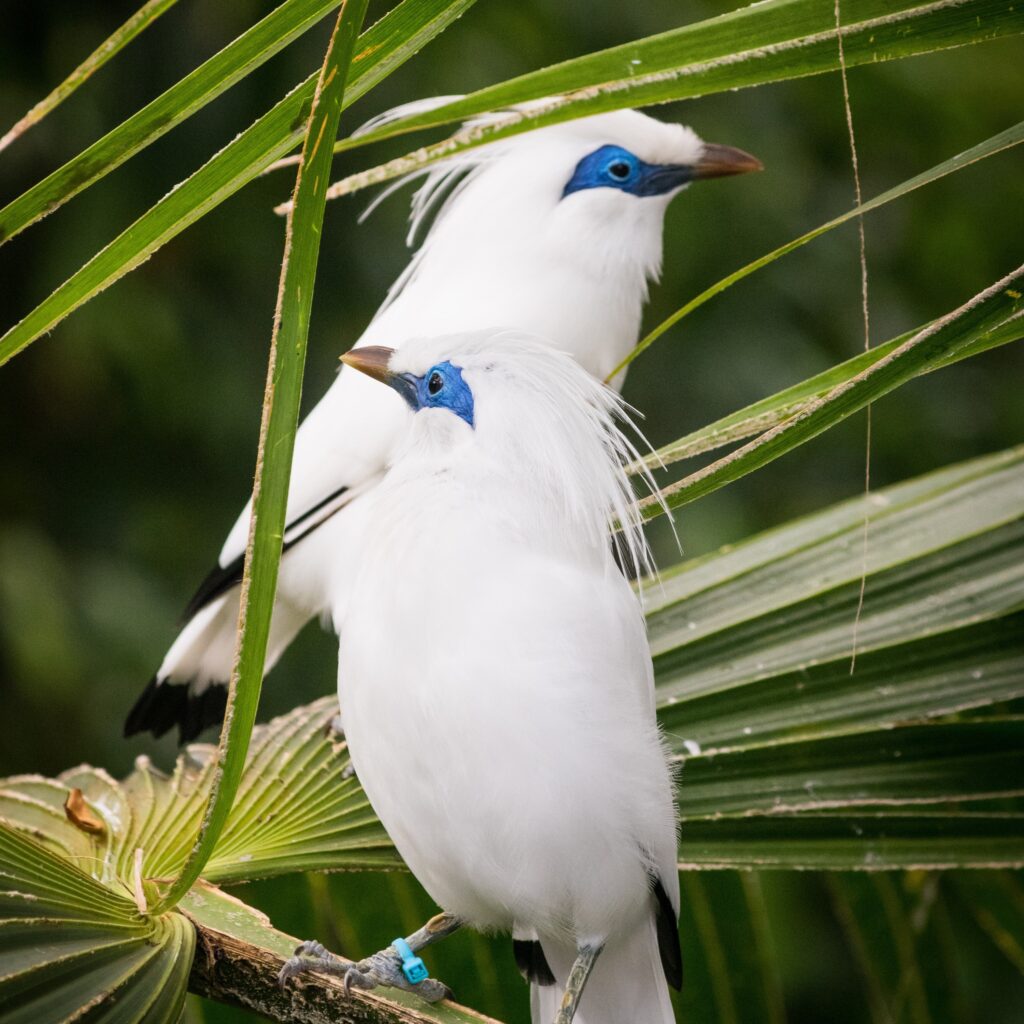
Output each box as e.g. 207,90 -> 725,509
64,787 -> 105,835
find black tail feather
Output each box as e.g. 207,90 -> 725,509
124,676 -> 228,745
652,874 -> 684,990
512,939 -> 556,986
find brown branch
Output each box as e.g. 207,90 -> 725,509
186,912 -> 502,1024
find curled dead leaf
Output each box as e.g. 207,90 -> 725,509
64,787 -> 105,835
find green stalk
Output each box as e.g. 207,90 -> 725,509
611,119 -> 1024,381
149,0 -> 369,915
639,263 -> 1024,519
0,0 -> 180,154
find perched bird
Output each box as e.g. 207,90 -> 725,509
279,331 -> 681,1024
125,105 -> 759,744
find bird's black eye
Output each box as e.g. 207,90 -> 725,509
427,371 -> 444,396
607,160 -> 632,180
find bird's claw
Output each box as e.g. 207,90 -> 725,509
346,946 -> 453,1002
277,938 -> 451,1003
278,939 -> 349,989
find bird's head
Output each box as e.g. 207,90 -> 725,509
357,106 -> 760,380
550,108 -> 760,209
341,332 -> 658,571
376,107 -> 760,283
534,110 -> 760,278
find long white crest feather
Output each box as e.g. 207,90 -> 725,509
392,330 -> 668,582
355,98 -> 565,319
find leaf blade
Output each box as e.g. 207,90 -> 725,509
0,0 -> 180,156
150,0 -> 370,915
0,0 -> 479,366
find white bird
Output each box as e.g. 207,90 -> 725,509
279,330 -> 681,1024
125,105 -> 759,743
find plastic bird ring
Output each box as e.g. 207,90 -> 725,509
392,937 -> 429,984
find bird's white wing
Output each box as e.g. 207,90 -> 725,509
218,362 -> 408,568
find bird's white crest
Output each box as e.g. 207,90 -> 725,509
383,330 -> 662,583
358,102 -> 704,320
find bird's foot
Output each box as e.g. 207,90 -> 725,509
278,940 -> 351,988
345,943 -> 453,1002
278,939 -> 451,1003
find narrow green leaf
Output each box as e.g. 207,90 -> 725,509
0,0 -> 338,245
618,121 -> 1024,380
827,874 -> 933,1024
639,265 -> 1024,518
150,0 -> 370,916
952,872 -> 1024,974
676,812 -> 1024,871
0,0 -> 179,156
0,0 -> 479,366
316,0 -> 1024,198
676,873 -> 787,1024
642,315 -> 1024,470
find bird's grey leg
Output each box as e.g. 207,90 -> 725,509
278,912 -> 460,1004
553,944 -> 603,1024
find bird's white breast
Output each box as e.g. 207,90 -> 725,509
338,481 -> 675,944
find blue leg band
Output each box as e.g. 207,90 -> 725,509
392,937 -> 429,984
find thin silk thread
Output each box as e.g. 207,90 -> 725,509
835,0 -> 872,674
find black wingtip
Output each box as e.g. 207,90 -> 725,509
124,676 -> 228,745
652,875 -> 684,991
512,939 -> 556,986
181,555 -> 245,623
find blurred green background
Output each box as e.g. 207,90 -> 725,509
1,1 -> 1022,1021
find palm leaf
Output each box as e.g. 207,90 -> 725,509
638,264 -> 1024,518
5,446 -> 1020,880
317,0 -> 1024,196
0,823 -> 194,1024
0,0 -> 478,366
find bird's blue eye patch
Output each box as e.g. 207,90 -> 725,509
562,144 -> 693,199
395,361 -> 475,427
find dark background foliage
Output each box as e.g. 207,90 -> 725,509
1,1 -> 1022,1021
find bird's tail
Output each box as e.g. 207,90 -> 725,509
123,589 -> 307,744
531,917 -> 675,1024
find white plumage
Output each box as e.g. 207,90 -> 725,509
333,331 -> 680,1023
125,105 -> 758,743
